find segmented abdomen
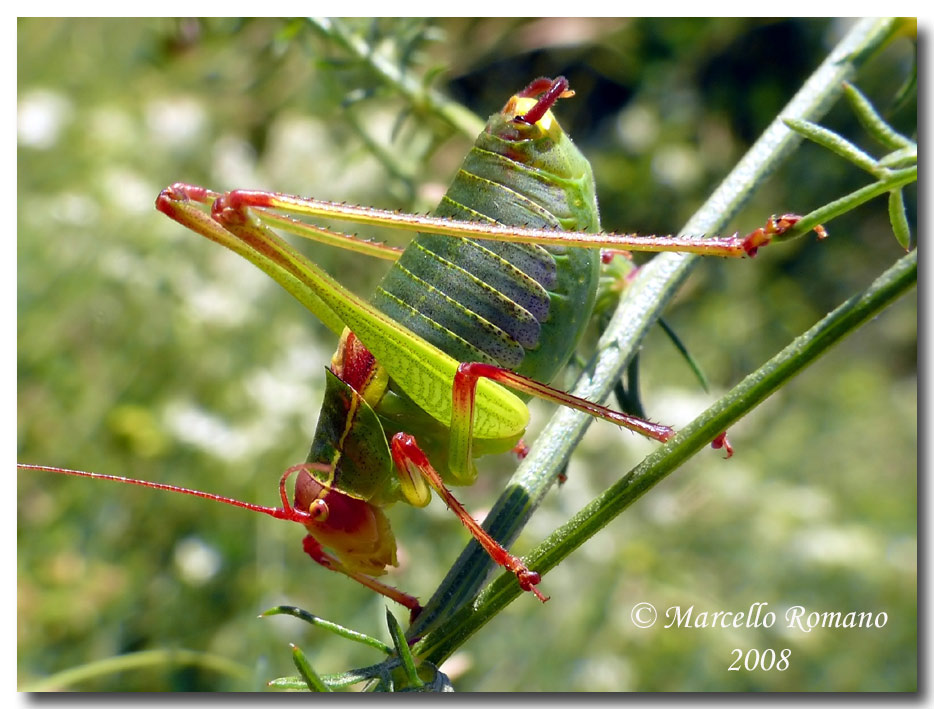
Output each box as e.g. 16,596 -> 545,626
369,145 -> 601,384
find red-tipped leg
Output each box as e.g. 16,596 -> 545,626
711,432 -> 734,458
600,248 -> 634,264
446,361 -> 675,485
455,362 -> 674,442
741,214 -> 828,257
390,432 -> 549,603
512,439 -> 530,460
301,535 -> 423,622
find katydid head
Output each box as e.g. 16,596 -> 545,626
292,468 -> 398,577
476,76 -> 598,227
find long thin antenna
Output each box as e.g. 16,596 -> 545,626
17,463 -> 323,524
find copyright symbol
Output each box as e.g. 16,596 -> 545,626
631,602 -> 657,628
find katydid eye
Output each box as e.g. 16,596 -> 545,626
309,499 -> 329,522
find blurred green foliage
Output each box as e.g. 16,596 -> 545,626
18,18 -> 915,691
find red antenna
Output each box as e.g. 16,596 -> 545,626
16,463 -> 328,525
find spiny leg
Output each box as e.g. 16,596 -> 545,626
155,184 -> 348,337
711,432 -> 734,459
163,184 -> 824,259
300,535 -> 423,622
157,182 -> 403,262
389,433 -> 548,603
446,361 -> 675,484
158,189 -> 751,446
741,213 -> 828,256
282,463 -> 424,620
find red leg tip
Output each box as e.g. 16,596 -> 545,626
601,248 -> 633,264
512,440 -> 530,460
517,569 -> 549,602
712,432 -> 734,458
521,570 -> 541,587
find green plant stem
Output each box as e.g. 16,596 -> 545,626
771,166 -> 916,242
270,660 -> 400,690
23,649 -> 251,692
407,17 -> 904,640
307,17 -> 485,139
290,644 -> 331,692
261,605 -> 392,654
416,248 -> 916,664
386,609 -> 423,688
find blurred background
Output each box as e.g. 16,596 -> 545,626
18,18 -> 916,691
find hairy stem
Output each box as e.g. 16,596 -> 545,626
407,17 -> 905,640
415,248 -> 916,664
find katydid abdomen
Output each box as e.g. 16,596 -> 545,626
372,126 -> 602,382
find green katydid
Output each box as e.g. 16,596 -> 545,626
19,76 -> 821,619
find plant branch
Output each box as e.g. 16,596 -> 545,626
22,649 -> 251,692
415,248 -> 916,664
307,17 -> 485,139
407,17 -> 905,640
771,165 -> 916,244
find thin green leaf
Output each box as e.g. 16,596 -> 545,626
890,41 -> 917,114
345,108 -> 418,192
261,605 -> 392,654
614,356 -> 646,418
421,63 -> 447,90
290,643 -> 331,692
268,676 -> 310,690
888,189 -> 913,251
843,82 -> 914,150
658,318 -> 710,393
386,609 -> 423,688
769,166 -> 916,246
784,117 -> 882,176
307,17 -> 484,138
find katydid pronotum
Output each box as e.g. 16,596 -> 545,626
18,76 -> 823,620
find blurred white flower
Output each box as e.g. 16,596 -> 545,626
18,89 -> 72,149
